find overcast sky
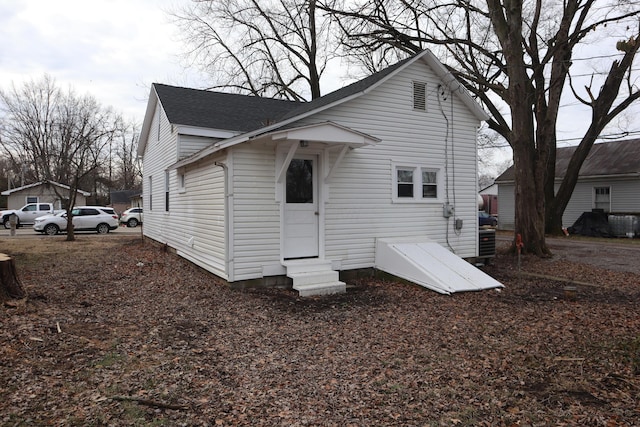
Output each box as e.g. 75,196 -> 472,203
0,0 -> 205,123
1,0 -> 638,152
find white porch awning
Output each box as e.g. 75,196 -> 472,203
265,121 -> 380,148
261,122 -> 380,184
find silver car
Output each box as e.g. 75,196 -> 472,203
34,206 -> 119,235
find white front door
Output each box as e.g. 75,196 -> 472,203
283,156 -> 319,259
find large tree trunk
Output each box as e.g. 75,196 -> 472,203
512,146 -> 551,256
0,253 -> 27,301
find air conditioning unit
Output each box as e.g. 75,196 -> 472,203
478,229 -> 496,263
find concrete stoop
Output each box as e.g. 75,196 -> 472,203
284,259 -> 346,297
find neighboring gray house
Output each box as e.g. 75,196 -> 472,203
495,138 -> 640,230
1,180 -> 90,210
137,50 -> 503,296
109,190 -> 142,216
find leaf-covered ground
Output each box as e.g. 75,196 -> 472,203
1,235 -> 639,426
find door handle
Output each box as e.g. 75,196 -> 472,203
314,212 -> 319,215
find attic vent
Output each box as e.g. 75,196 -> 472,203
413,81 -> 426,110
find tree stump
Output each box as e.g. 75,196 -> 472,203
0,253 -> 26,301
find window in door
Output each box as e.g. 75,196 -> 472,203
286,159 -> 313,203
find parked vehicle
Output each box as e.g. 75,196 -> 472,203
1,203 -> 64,229
33,206 -> 119,235
479,211 -> 498,227
119,207 -> 143,227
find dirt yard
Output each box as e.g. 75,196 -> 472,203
1,234 -> 639,426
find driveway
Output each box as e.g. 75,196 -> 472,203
497,232 -> 640,275
0,225 -> 143,239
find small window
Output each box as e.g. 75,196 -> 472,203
413,81 -> 426,111
397,168 -> 414,198
148,176 -> 153,211
422,170 -> 438,198
178,172 -> 185,192
594,186 -> 610,212
165,171 -> 170,212
394,164 -> 441,202
26,196 -> 38,204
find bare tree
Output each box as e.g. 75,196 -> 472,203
171,0 -> 341,100
324,0 -> 640,255
112,122 -> 142,191
0,75 -> 121,241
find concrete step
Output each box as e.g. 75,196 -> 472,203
293,281 -> 346,297
288,270 -> 340,286
283,259 -> 333,274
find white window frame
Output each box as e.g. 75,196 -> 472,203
593,186 -> 611,212
178,171 -> 186,193
148,176 -> 153,211
392,163 -> 443,203
164,171 -> 170,212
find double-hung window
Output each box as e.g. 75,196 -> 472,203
394,164 -> 441,202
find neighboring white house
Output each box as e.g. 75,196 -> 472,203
495,138 -> 640,230
1,180 -> 90,210
138,50 -> 502,296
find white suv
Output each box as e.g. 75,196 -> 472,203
119,207 -> 143,227
34,206 -> 119,235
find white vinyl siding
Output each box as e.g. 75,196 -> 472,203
230,144 -> 281,280
178,135 -> 222,159
142,104 -> 226,277
170,157 -> 227,279
287,60 -> 480,266
141,103 -> 175,242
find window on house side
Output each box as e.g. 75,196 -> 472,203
26,196 -> 38,204
413,81 -> 426,111
422,170 -> 438,198
148,176 -> 153,211
165,171 -> 170,212
397,169 -> 414,198
178,173 -> 185,192
594,186 -> 610,212
394,165 -> 441,201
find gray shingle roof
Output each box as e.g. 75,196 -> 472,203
153,83 -> 301,132
153,56 -> 415,133
278,55 -> 415,121
496,138 -> 640,182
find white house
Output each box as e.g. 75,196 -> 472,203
137,50 -> 503,296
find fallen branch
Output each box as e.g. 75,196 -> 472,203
109,395 -> 190,411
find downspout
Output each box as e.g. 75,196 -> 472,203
214,161 -> 232,281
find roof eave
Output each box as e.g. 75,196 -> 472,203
419,51 -> 490,122
137,85 -> 159,157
